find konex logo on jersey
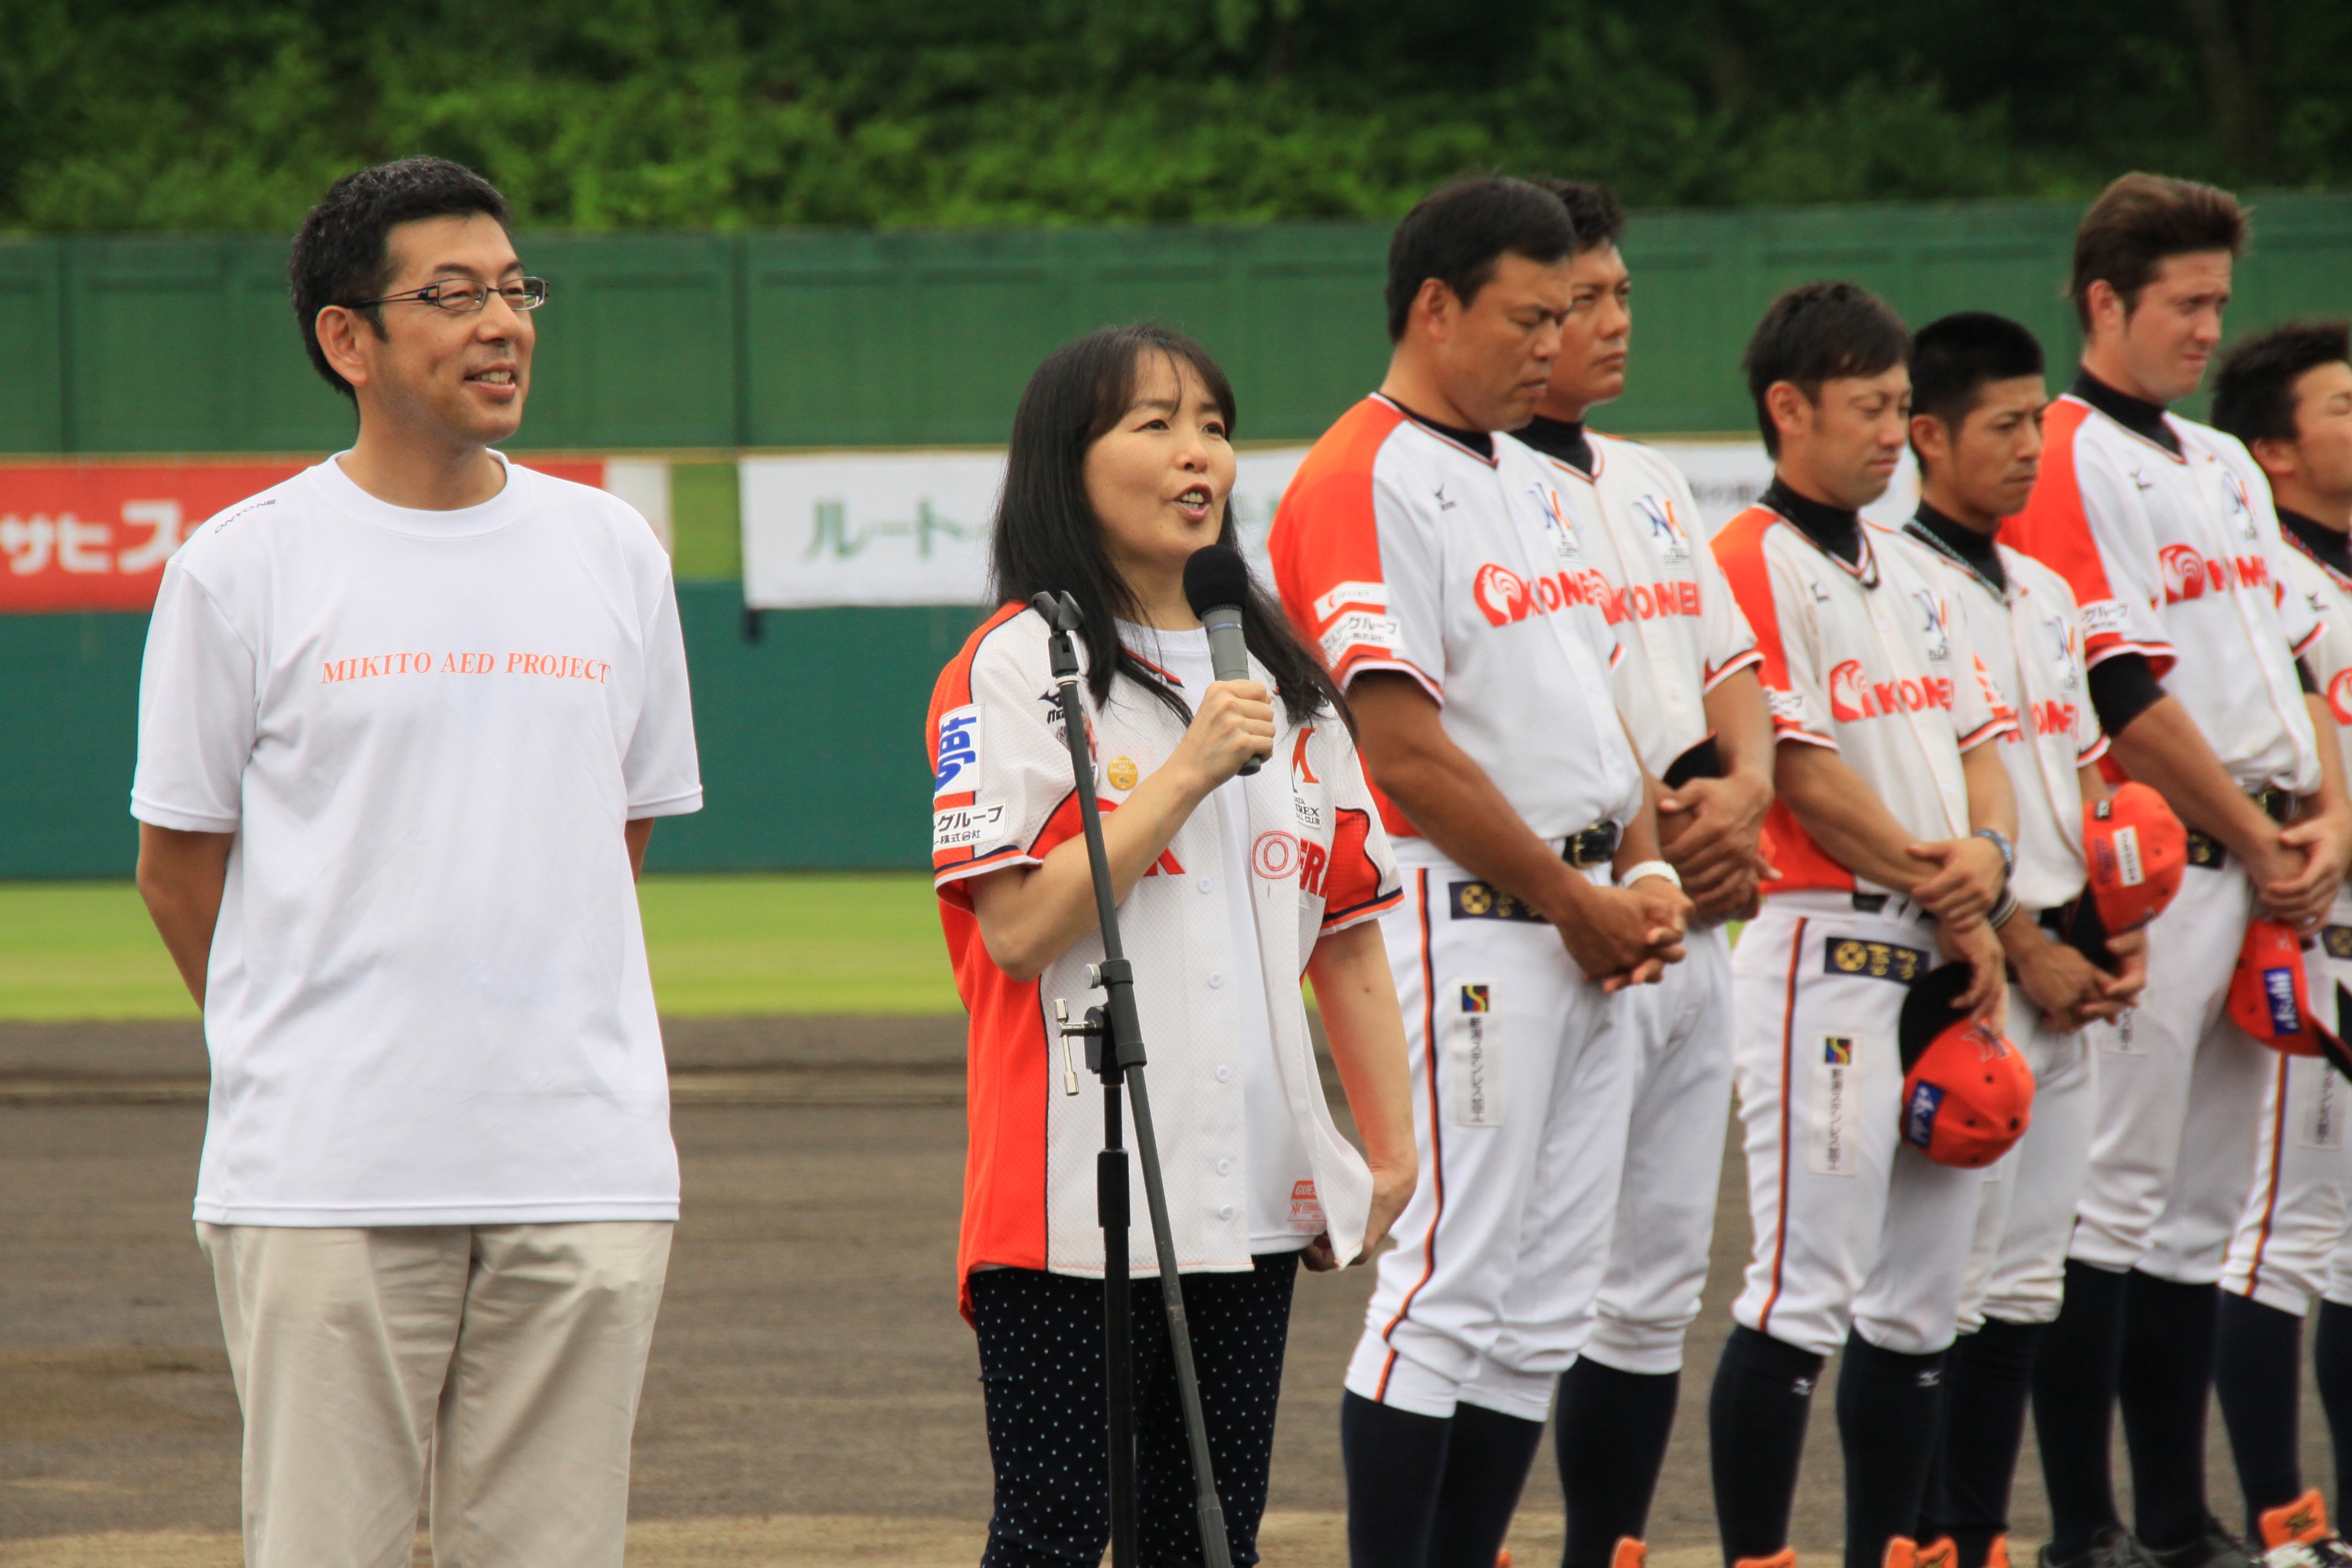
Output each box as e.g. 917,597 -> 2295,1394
2158,543 -> 2273,605
933,705 -> 981,795
2326,669 -> 2352,725
2009,699 -> 2080,739
1826,659 -> 1955,724
1595,577 -> 1703,627
1471,562 -> 1602,628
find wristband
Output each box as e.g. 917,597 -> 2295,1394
1620,859 -> 1681,890
1974,827 -> 2016,880
1988,888 -> 2021,929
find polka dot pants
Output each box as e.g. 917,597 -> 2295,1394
969,1252 -> 1300,1566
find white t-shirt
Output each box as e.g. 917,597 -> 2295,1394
131,453 -> 702,1227
1127,625 -> 1316,1255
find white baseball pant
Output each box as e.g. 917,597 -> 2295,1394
1585,921 -> 1734,1376
2221,907 -> 2352,1315
1346,849 -> 1636,1422
2072,860 -> 2274,1284
1957,987 -> 2102,1332
1730,892 -> 1985,1358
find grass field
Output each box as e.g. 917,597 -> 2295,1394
0,874 -> 959,1021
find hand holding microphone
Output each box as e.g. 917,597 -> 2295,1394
1179,546 -> 1275,783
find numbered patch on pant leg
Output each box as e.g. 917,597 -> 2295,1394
1808,1034 -> 1860,1177
1447,982 -> 1501,1127
2302,1068 -> 2347,1151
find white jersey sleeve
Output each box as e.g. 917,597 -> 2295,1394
930,608 -> 1086,889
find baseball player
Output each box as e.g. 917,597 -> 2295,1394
1269,174 -> 1692,1568
130,159 -> 699,1567
2002,175 -> 2352,1568
1889,313 -> 2152,1568
2207,323 -> 2352,1566
1513,178 -> 1776,1568
1706,280 -> 2024,1568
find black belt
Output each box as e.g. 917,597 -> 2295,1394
2183,787 -> 2295,870
1562,821 -> 1622,869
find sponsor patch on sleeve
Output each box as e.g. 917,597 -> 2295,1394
2078,598 -> 2131,639
933,704 -> 982,797
932,799 -> 1009,855
1765,687 -> 1809,727
1320,611 -> 1401,665
1313,580 -> 1389,623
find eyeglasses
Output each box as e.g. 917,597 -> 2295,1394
351,277 -> 549,314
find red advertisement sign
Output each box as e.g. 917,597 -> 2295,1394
0,458 -> 609,613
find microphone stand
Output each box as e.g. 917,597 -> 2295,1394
1033,590 -> 1233,1568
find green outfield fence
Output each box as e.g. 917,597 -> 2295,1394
9,194 -> 2352,877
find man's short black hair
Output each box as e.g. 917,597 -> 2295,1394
1911,313 -> 2046,440
1385,176 -> 1577,343
2212,321 -> 2352,449
289,156 -> 513,401
1742,282 -> 1911,456
1533,178 -> 1626,256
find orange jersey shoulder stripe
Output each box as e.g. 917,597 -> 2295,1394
1709,505 -> 1793,692
1269,397 -> 1409,650
2000,400 -> 2127,658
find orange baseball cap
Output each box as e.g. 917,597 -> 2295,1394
2227,921 -> 2352,1078
2082,783 -> 2186,934
1899,963 -> 2035,1168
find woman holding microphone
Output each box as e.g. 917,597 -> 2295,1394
928,323 -> 1417,1566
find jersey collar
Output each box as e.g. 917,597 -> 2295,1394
2071,367 -> 2184,460
2281,508 -> 2352,592
1904,502 -> 2009,603
1763,477 -> 1879,588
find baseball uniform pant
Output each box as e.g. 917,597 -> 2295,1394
1958,990 -> 2102,1331
2072,860 -> 2273,1284
1586,921 -> 1734,1376
1346,852 -> 1635,1422
200,1220 -> 672,1568
1730,894 -> 1983,1358
2222,911 -> 2352,1315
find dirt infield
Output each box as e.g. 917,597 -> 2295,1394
0,1018 -> 2285,1563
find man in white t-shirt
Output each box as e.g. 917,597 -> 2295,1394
131,157 -> 700,1568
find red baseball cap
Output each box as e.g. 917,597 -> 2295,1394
1899,963 -> 2035,1169
2082,782 -> 2186,934
2228,921 -> 2352,1077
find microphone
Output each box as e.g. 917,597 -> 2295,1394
1181,544 -> 1262,777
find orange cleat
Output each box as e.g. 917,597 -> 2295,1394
2262,1491 -> 2332,1551
1612,1541 -> 1648,1568
1987,1536 -> 2013,1568
1737,1552 -> 1799,1568
1913,1538 -> 1958,1568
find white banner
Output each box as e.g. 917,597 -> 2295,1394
739,438 -> 1918,610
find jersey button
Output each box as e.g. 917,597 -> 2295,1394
1217,1158 -> 1234,1176
1216,1065 -> 1233,1083
1207,972 -> 1224,989
1218,1205 -> 1236,1222
1198,876 -> 1214,893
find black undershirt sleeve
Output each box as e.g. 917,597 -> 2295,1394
2299,656 -> 2321,695
2086,652 -> 2166,736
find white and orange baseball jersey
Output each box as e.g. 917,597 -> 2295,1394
929,604 -> 1401,1311
1270,396 -> 1650,1422
1711,493 -> 2018,1359
2005,377 -> 2330,1287
2222,517 -> 2352,1316
1523,426 -> 1759,1377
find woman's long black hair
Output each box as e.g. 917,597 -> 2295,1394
988,322 -> 1350,735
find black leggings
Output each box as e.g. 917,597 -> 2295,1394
969,1252 -> 1301,1567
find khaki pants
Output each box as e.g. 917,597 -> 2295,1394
199,1221 -> 672,1568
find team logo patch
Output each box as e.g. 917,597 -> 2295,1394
1449,881 -> 1547,922
1252,830 -> 1299,880
1825,938 -> 1929,984
933,705 -> 981,795
2324,925 -> 2352,961
1460,983 -> 1492,1013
